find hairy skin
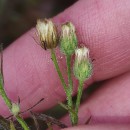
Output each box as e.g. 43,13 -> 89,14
1,0 -> 130,129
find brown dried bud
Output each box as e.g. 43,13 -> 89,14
36,19 -> 58,50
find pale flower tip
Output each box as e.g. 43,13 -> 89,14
62,22 -> 75,35
68,22 -> 75,32
75,47 -> 90,63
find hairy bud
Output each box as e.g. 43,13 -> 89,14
60,22 -> 77,55
11,103 -> 20,116
74,47 -> 92,81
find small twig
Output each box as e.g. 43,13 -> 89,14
30,112 -> 40,130
32,113 -> 68,129
58,102 -> 75,115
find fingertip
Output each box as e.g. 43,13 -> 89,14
53,0 -> 130,81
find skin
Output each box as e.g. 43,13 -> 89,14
1,0 -> 130,129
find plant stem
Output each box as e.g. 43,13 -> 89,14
66,55 -> 73,93
0,84 -> 12,109
51,49 -> 78,125
67,93 -> 75,125
75,80 -> 84,124
66,55 -> 75,125
51,49 -> 68,93
16,116 -> 29,130
59,102 -> 75,114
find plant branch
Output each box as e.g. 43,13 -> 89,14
16,115 -> 29,130
66,55 -> 73,92
66,55 -> 76,125
75,80 -> 84,124
51,49 -> 67,93
0,80 -> 12,109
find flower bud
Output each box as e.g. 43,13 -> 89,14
11,103 -> 20,116
60,22 -> 77,55
73,47 -> 92,81
36,19 -> 58,50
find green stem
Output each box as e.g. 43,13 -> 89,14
66,55 -> 74,125
59,102 -> 75,115
0,74 -> 12,109
16,116 -> 29,130
66,55 -> 73,93
75,80 -> 84,124
0,86 -> 12,109
51,49 -> 75,125
51,49 -> 68,93
67,93 -> 75,125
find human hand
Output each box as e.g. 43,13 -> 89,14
1,0 -> 130,129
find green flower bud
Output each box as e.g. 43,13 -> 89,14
36,19 -> 58,50
11,103 -> 20,116
60,22 -> 77,55
73,47 -> 92,81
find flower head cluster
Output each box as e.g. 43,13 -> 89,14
36,19 -> 92,81
35,19 -> 93,125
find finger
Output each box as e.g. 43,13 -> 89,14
54,0 -> 130,81
62,124 -> 130,130
1,0 -> 130,116
60,72 -> 130,125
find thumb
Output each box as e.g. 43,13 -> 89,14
1,0 -> 130,117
